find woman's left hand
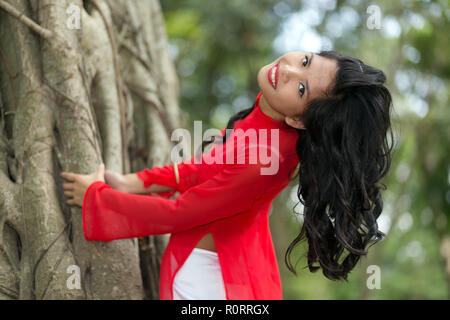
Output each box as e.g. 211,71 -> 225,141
60,163 -> 105,207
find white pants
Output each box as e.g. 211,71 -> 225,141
173,248 -> 227,300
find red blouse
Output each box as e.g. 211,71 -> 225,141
82,92 -> 299,300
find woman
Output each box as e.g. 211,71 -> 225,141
61,50 -> 394,300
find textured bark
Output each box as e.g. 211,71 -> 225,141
0,0 -> 180,299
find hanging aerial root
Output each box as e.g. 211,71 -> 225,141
0,0 -> 53,39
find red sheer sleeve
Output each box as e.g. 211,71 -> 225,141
135,128 -> 227,198
135,157 -> 202,199
82,149 -> 278,241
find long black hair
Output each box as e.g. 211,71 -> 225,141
201,50 -> 394,281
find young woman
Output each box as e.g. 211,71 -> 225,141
61,50 -> 394,300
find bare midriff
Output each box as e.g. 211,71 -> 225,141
195,232 -> 217,252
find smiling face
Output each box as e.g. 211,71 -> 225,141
257,51 -> 338,130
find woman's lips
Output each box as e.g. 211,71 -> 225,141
275,64 -> 279,88
268,63 -> 280,89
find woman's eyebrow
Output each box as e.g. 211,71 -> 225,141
305,53 -> 314,99
306,80 -> 310,99
308,53 -> 314,68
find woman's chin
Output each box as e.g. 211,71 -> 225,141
257,68 -> 270,96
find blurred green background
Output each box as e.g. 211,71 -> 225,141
160,0 -> 450,299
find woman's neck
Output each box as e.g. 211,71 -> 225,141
258,94 -> 286,123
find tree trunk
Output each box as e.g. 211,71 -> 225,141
0,0 -> 180,299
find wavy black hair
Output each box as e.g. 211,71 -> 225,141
200,50 -> 395,281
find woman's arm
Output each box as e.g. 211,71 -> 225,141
126,173 -> 174,194
83,163 -> 272,241
105,170 -> 174,194
62,129 -> 226,205
108,128 -> 227,196
82,146 -> 281,241
135,128 -> 227,195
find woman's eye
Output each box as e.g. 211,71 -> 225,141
302,56 -> 308,67
299,83 -> 305,97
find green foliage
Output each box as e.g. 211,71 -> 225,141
162,0 -> 281,129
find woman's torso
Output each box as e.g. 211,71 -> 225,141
195,232 -> 217,252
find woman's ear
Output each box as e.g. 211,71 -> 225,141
285,116 -> 306,130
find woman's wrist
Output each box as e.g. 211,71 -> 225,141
127,172 -> 176,194
123,173 -> 146,194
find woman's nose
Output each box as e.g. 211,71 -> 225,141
281,63 -> 301,84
